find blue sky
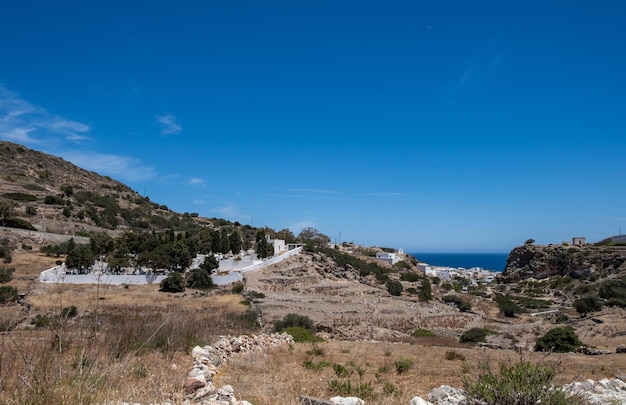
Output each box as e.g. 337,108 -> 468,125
1,1 -> 624,253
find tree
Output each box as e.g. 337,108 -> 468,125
419,278 -> 432,302
525,238 -> 536,245
573,295 -> 602,316
200,254 -> 219,273
297,227 -> 330,247
159,271 -> 185,293
275,228 -> 295,242
220,229 -> 230,254
186,268 -> 215,290
65,244 -> 96,272
229,230 -> 242,255
535,327 -> 584,353
255,229 -> 273,259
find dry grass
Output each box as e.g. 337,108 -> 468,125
0,257 -> 259,405
216,340 -> 626,405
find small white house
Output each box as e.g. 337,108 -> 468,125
572,237 -> 586,246
266,235 -> 286,255
376,251 -> 400,265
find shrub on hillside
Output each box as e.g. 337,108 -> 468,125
463,356 -> 587,405
0,267 -> 15,283
412,328 -> 436,338
186,268 -> 215,290
460,327 -> 489,344
573,295 -> 602,316
0,285 -> 18,303
386,279 -> 403,296
3,218 -> 37,231
494,293 -> 523,317
535,327 -> 584,353
394,358 -> 414,374
281,326 -> 323,343
273,313 -> 314,332
159,271 -> 185,293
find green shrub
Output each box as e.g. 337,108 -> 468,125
386,279 -> 403,296
281,326 -> 323,343
3,192 -> 37,202
535,327 -> 584,353
400,271 -> 420,282
231,282 -> 244,294
333,363 -> 350,377
573,295 -> 602,316
302,359 -> 331,370
273,313 -> 314,332
159,272 -> 185,293
412,328 -> 436,338
0,267 -> 15,283
0,285 -> 18,303
394,358 -> 414,374
186,268 -> 215,290
463,356 -> 586,405
460,327 -> 489,344
61,305 -> 78,318
445,350 -> 466,361
494,294 -> 523,317
3,218 -> 36,231
44,195 -> 65,205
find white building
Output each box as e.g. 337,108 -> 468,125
376,251 -> 400,265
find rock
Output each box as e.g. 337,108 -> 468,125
427,385 -> 466,405
616,345 -> 626,353
329,397 -> 365,405
409,396 -> 433,405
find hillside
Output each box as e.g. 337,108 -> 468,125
0,140 -> 231,238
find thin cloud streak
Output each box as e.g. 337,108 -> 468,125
0,85 -> 91,143
155,113 -> 182,135
60,150 -> 157,183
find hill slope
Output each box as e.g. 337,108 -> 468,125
0,140 -> 223,238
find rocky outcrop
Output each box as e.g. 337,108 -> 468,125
499,243 -> 626,281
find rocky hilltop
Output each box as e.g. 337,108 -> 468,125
500,242 -> 626,281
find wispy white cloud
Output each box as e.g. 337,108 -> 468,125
60,150 -> 157,183
155,113 -> 182,135
0,85 -> 90,143
188,177 -> 206,186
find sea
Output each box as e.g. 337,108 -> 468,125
409,253 -> 508,272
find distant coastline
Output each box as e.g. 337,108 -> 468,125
410,253 -> 508,272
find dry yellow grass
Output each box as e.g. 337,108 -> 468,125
216,340 -> 626,405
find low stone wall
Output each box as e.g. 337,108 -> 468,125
183,333 -> 295,404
